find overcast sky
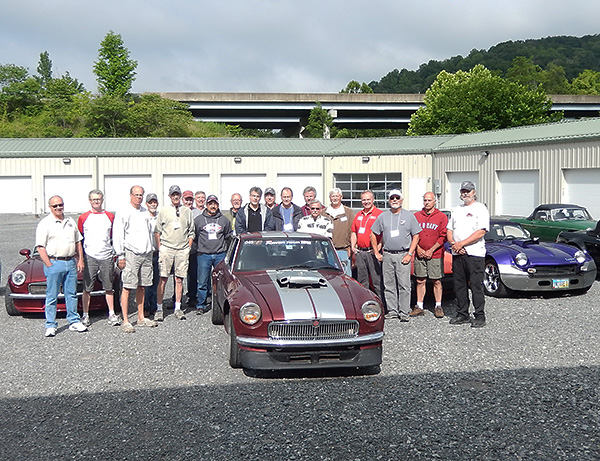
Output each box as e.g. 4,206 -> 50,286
2,0 -> 600,94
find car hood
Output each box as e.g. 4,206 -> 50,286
488,239 -> 582,264
239,269 -> 357,321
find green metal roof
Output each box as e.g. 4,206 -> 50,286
0,136 -> 444,158
1,117 -> 599,158
436,117 -> 600,151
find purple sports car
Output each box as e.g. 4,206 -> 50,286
483,220 -> 597,297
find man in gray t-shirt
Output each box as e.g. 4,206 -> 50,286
371,189 -> 421,321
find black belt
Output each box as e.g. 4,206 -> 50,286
50,256 -> 74,260
357,247 -> 372,251
383,249 -> 408,254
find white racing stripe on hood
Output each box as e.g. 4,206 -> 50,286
267,271 -> 347,320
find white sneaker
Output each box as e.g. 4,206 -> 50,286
69,322 -> 88,332
81,314 -> 91,327
45,327 -> 57,337
107,313 -> 121,326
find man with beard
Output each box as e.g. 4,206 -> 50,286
371,189 -> 421,322
447,181 -> 489,328
194,195 -> 232,314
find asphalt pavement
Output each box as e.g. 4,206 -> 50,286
0,213 -> 598,460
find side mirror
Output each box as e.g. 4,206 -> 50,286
20,249 -> 31,259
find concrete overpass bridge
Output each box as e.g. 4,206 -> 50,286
158,92 -> 600,136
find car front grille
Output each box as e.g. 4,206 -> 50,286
268,320 -> 359,341
531,265 -> 579,276
28,281 -> 85,295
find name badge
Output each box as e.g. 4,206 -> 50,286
173,220 -> 181,230
390,229 -> 400,238
358,227 -> 366,234
208,232 -> 217,240
340,216 -> 347,222
283,223 -> 293,231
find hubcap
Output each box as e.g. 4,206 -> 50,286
483,263 -> 500,293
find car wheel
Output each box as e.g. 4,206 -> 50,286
211,295 -> 223,325
228,313 -> 242,369
5,283 -> 19,316
483,259 -> 510,297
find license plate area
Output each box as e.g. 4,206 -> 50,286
552,279 -> 569,289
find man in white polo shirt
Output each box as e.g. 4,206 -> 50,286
36,195 -> 88,337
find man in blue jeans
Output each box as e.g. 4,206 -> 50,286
36,195 -> 88,337
194,195 -> 232,314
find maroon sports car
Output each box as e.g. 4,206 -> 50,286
5,248 -> 116,316
211,232 -> 385,372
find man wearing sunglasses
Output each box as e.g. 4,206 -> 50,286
36,195 -> 87,337
371,189 -> 421,321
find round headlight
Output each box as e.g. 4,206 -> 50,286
11,270 -> 26,286
514,252 -> 528,267
239,302 -> 261,325
574,250 -> 586,264
361,300 -> 382,322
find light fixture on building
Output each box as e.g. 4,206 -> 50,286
362,156 -> 370,163
481,150 -> 490,157
234,157 -> 242,164
62,158 -> 71,165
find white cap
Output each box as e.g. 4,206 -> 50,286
388,189 -> 403,199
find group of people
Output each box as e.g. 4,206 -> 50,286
35,180 -> 489,337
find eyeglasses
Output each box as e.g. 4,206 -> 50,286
50,203 -> 64,208
90,198 -> 103,202
310,207 -> 321,210
389,196 -> 401,200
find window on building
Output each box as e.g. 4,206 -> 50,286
334,173 -> 402,209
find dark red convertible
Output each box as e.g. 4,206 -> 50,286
211,232 -> 385,372
5,248 -> 115,316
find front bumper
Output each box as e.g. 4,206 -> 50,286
498,263 -> 597,292
236,332 -> 384,370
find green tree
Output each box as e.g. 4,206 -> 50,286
0,64 -> 42,117
36,51 -> 53,88
304,102 -> 333,138
93,31 -> 137,98
85,94 -> 130,137
407,65 -> 559,135
505,56 -> 542,89
340,80 -> 373,93
570,69 -> 600,94
127,94 -> 193,137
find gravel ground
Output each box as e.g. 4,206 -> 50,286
0,214 -> 599,460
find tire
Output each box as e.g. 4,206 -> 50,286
228,313 -> 242,369
211,294 -> 223,325
5,283 -> 19,316
483,259 -> 510,297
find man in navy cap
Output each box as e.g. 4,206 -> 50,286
194,195 -> 232,314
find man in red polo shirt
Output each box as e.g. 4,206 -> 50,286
412,191 -> 448,318
351,190 -> 383,298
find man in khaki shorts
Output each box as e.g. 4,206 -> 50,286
154,185 -> 195,321
113,185 -> 158,332
412,192 -> 448,318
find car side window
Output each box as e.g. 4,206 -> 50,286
534,211 -> 548,221
225,238 -> 239,266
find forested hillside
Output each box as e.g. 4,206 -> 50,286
370,34 -> 600,93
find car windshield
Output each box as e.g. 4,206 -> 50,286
487,223 -> 530,241
550,207 -> 592,221
234,238 -> 342,272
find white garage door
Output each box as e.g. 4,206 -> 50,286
497,170 -> 539,216
103,175 -> 152,212
163,174 -> 210,206
44,176 -> 93,213
0,176 -> 32,213
564,168 -> 600,219
221,174 -> 267,209
445,172 -> 479,209
276,174 -> 322,205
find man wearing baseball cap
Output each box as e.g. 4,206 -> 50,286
371,189 -> 421,321
447,180 -> 490,328
193,195 -> 232,314
154,185 -> 195,321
